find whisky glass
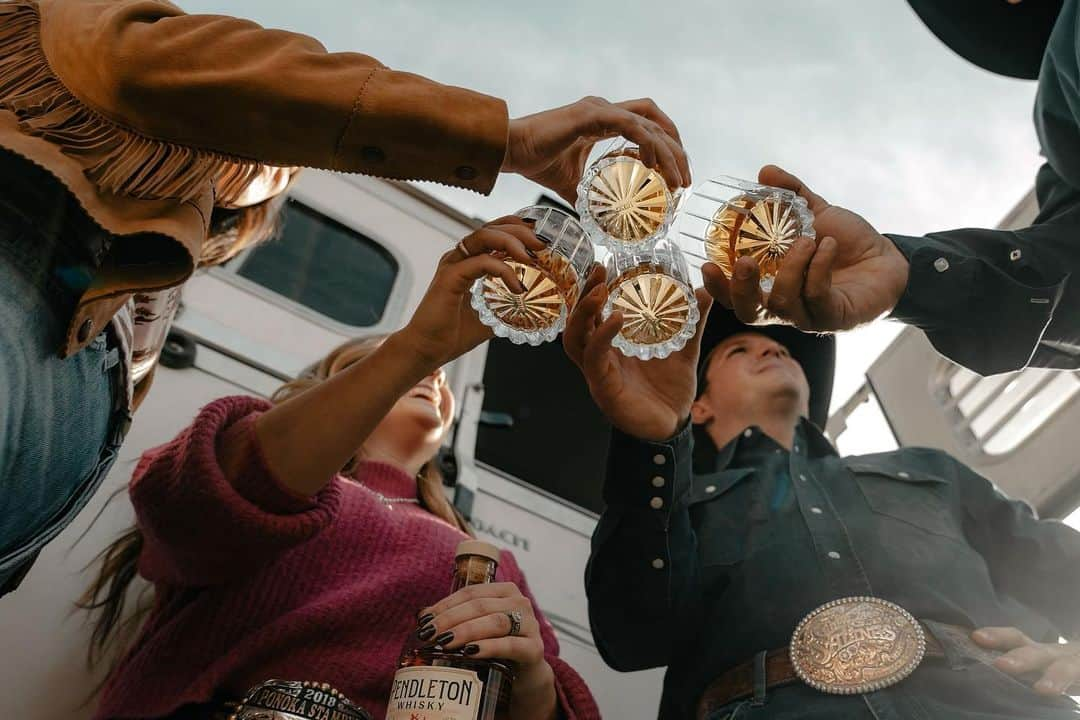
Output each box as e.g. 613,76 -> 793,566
470,205 -> 594,345
575,138 -> 683,252
678,176 -> 814,294
602,240 -> 699,360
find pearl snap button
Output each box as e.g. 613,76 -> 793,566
934,257 -> 950,273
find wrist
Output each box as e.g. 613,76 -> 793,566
381,329 -> 444,376
501,119 -> 520,175
511,661 -> 557,719
880,233 -> 911,313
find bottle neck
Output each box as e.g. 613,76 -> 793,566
451,554 -> 498,592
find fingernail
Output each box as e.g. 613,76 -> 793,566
434,631 -> 454,646
417,613 -> 435,628
525,248 -> 539,259
972,629 -> 989,641
522,217 -> 536,225
998,657 -> 1017,669
417,625 -> 436,642
463,643 -> 480,655
1036,679 -> 1055,692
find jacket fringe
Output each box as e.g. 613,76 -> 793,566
0,0 -> 264,204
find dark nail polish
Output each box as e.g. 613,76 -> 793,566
522,217 -> 536,224
417,625 -> 436,641
417,613 -> 435,628
525,248 -> 539,259
434,631 -> 454,646
463,644 -> 480,655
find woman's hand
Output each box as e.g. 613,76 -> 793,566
973,626 -> 1080,695
417,582 -> 557,720
394,216 -> 546,370
504,96 -> 691,204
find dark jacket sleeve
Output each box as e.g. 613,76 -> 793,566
956,458 -> 1080,640
585,425 -> 699,671
887,163 -> 1080,375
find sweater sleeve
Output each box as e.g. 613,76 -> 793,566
19,0 -> 507,200
497,551 -> 601,720
131,395 -> 343,587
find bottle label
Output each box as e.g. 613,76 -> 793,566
386,666 -> 483,720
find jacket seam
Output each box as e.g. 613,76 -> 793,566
333,65 -> 384,170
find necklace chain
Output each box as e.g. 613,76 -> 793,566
350,478 -> 420,506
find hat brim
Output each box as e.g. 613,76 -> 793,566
696,309 -> 836,429
907,0 -> 1062,80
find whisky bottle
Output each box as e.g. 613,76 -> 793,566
386,540 -> 513,720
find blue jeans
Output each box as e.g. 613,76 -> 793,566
0,191 -> 124,595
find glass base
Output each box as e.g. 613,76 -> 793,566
603,271 -> 699,360
704,193 -> 810,293
470,260 -> 571,346
577,154 -> 674,251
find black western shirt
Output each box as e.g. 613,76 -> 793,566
586,421 -> 1080,719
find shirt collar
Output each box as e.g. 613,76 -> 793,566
707,417 -> 838,472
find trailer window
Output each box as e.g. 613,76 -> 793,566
235,198 -> 398,327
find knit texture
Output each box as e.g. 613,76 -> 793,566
94,396 -> 599,720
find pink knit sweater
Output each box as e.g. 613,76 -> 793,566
94,396 -> 599,720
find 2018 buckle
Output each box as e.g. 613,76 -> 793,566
229,679 -> 372,720
789,596 -> 926,695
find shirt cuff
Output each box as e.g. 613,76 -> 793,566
887,233 -> 1065,374
603,424 -> 692,515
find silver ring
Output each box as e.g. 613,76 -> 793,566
505,610 -> 523,637
455,239 -> 470,258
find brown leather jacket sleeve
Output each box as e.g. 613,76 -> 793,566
38,0 -> 508,194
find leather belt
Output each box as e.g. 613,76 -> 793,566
696,597 -> 960,720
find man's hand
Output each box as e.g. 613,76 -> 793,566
563,265 -> 712,441
702,165 -> 909,332
973,626 -> 1080,696
503,96 -> 691,204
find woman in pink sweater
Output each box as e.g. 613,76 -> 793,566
82,216 -> 600,720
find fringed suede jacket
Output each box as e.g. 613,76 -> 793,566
0,0 -> 508,406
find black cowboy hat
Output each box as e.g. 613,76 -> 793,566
693,309 -> 836,469
907,0 -> 1063,80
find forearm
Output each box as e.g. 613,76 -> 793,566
42,0 -> 507,192
249,332 -> 436,496
586,426 -> 696,670
887,226 -> 1071,374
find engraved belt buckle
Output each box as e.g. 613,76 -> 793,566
789,596 -> 926,695
229,679 -> 373,720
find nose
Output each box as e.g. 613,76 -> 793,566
758,339 -> 788,359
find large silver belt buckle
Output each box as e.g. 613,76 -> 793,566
790,596 -> 926,695
230,679 -> 372,720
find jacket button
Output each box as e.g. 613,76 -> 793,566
455,165 -> 478,181
361,146 -> 386,163
77,318 -> 94,343
933,257 -> 950,273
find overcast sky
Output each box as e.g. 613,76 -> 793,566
182,0 -> 1043,445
